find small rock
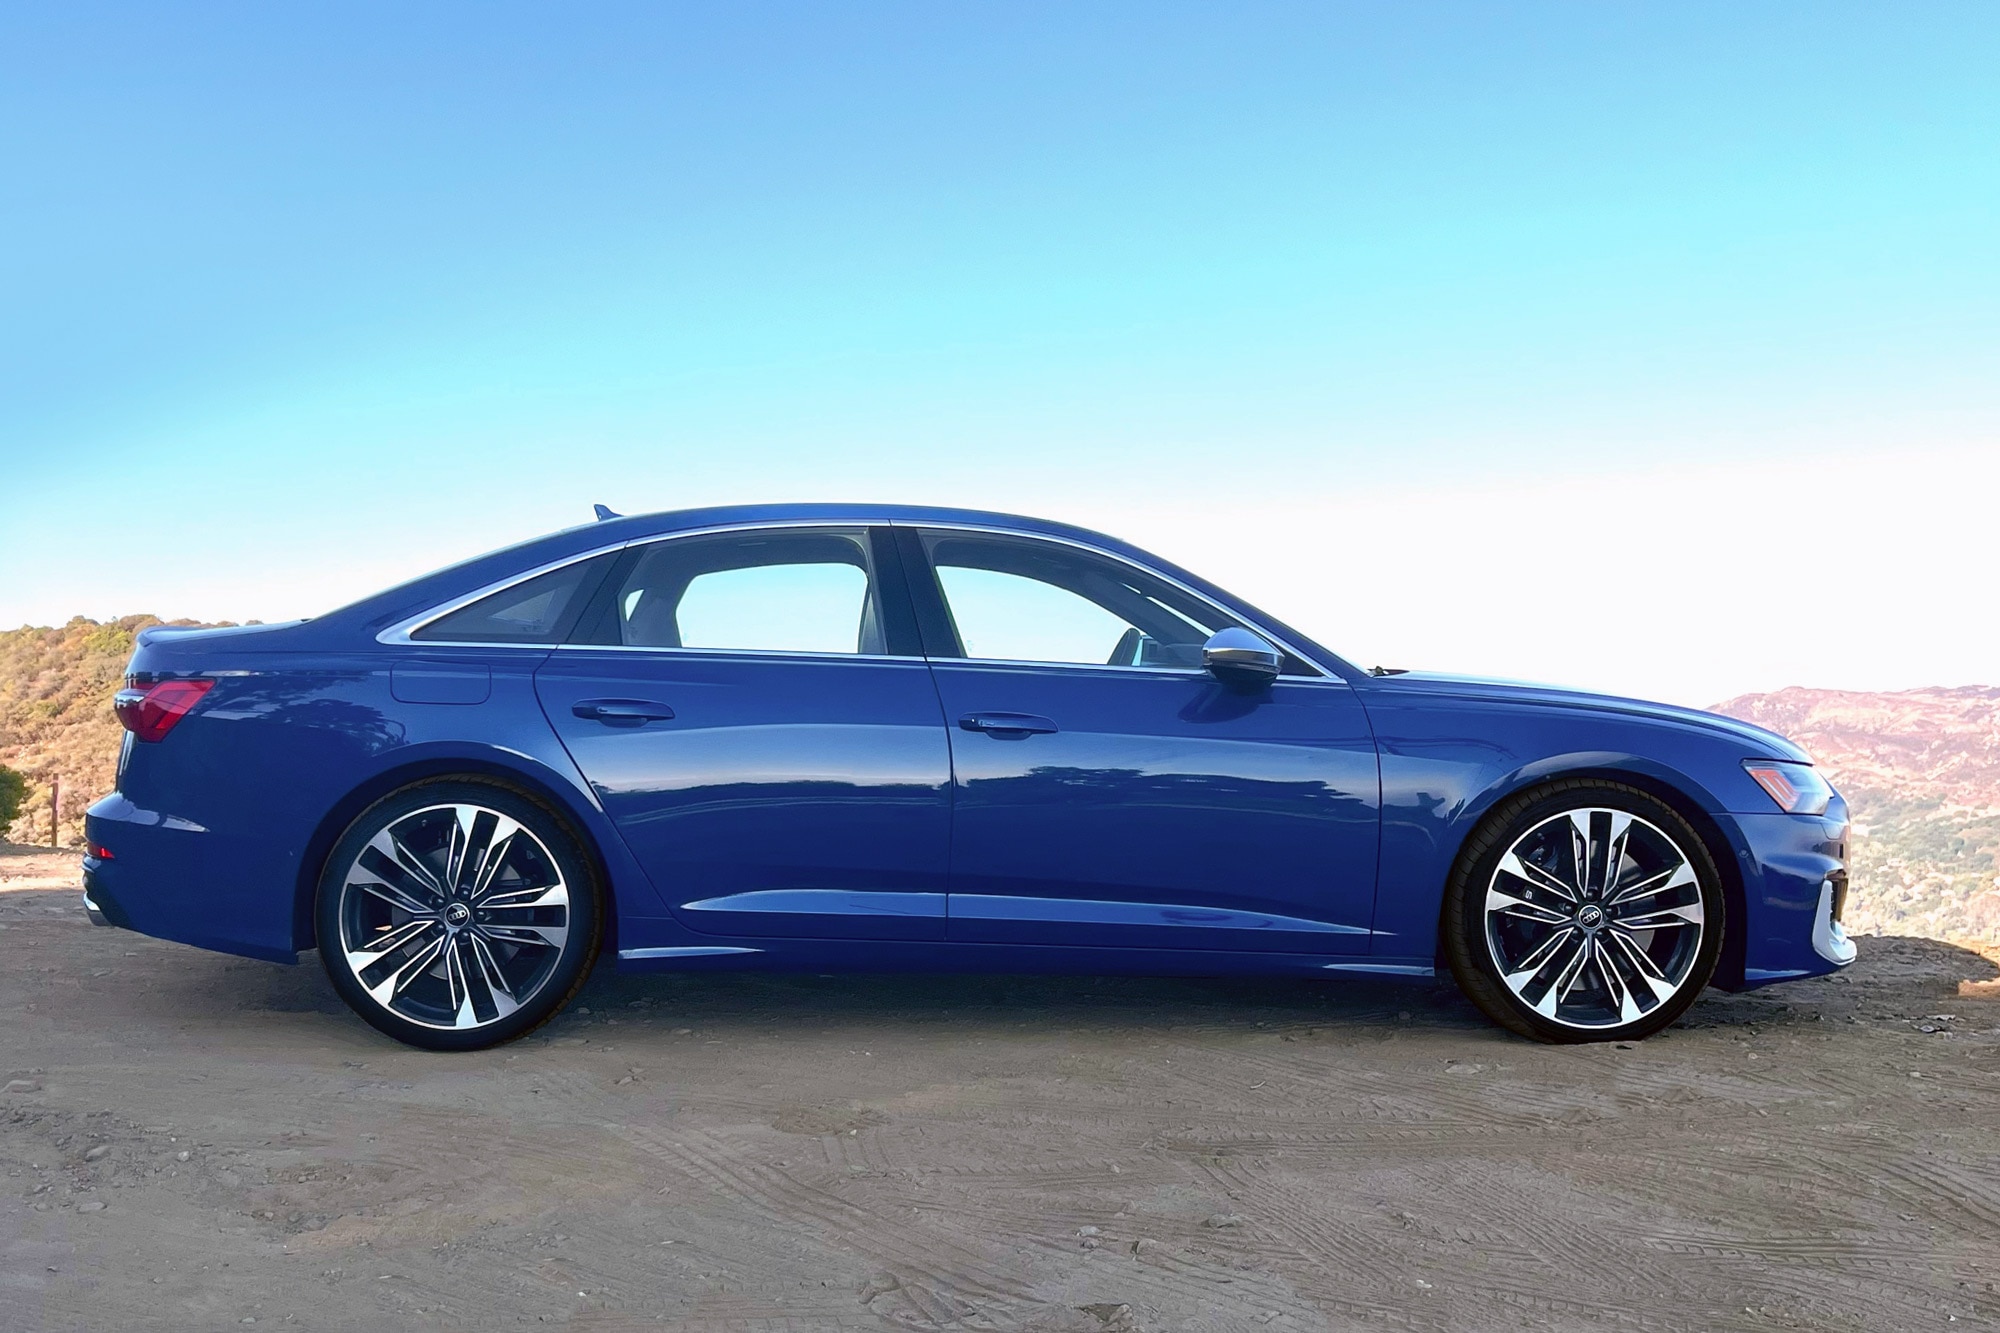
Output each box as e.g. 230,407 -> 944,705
1080,1237 -> 1101,1250
76,1199 -> 105,1213
575,1008 -> 591,1016
175,1151 -> 191,1162
84,1145 -> 110,1162
1077,1225 -> 1101,1237
1202,1212 -> 1244,1229
4,1079 -> 41,1094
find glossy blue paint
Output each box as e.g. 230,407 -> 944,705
533,650 -> 953,941
83,503 -> 1851,1007
931,663 -> 1378,952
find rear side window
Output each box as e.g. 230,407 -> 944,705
580,528 -> 887,655
412,554 -> 614,644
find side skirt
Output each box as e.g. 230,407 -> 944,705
613,937 -> 1438,980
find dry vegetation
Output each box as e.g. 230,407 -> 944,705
1714,685 -> 2000,945
0,616 -> 221,845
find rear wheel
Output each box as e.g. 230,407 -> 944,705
1443,781 -> 1723,1043
316,781 -> 601,1051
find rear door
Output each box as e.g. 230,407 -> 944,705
904,526 -> 1381,954
534,525 -> 953,940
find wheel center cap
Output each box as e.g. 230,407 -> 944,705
1577,903 -> 1604,929
443,901 -> 472,928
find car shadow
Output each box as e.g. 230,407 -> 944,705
169,929 -> 2000,1046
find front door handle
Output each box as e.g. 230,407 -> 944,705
572,698 -> 676,726
958,712 -> 1058,736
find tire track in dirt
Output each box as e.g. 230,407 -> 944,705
618,1121 -> 1041,1319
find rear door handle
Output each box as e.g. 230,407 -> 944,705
958,712 -> 1058,736
572,698 -> 676,726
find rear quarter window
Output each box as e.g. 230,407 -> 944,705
411,554 -> 615,644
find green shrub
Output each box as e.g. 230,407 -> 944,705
0,764 -> 25,837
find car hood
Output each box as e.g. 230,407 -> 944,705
1368,671 -> 1810,762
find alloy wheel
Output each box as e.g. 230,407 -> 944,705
335,802 -> 571,1031
1483,807 -> 1706,1031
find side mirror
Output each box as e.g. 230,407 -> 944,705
1202,627 -> 1281,692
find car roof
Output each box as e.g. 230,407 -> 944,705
586,502 -> 1113,544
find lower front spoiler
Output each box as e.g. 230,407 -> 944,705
1811,876 -> 1857,967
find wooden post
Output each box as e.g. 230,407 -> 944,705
50,778 -> 59,848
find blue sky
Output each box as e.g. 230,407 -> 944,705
3,4 -> 1996,702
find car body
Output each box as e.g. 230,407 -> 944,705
83,504 -> 1855,1044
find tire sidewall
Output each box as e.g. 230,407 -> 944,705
1445,781 -> 1725,1044
316,780 -> 601,1051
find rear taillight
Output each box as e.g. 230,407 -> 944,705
114,678 -> 215,743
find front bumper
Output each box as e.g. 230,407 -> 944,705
1727,804 -> 1855,989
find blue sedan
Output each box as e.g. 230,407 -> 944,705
84,504 -> 1854,1049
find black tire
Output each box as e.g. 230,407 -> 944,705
1442,780 -> 1725,1044
316,779 -> 602,1051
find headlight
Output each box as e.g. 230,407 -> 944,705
1743,760 -> 1834,815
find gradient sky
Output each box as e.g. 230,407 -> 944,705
3,3 -> 1996,705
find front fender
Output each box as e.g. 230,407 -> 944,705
1359,688 -> 1777,968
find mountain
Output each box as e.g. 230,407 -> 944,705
1712,686 -> 2000,944
4,619 -> 1996,945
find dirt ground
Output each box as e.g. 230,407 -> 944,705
3,844 -> 1998,1332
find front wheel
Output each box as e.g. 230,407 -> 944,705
316,781 -> 602,1051
1443,781 -> 1724,1043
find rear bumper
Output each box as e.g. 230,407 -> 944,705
82,881 -> 122,929
83,793 -> 299,965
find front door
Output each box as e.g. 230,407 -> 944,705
907,527 -> 1380,954
534,525 -> 952,940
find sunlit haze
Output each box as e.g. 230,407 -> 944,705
4,5 -> 1996,707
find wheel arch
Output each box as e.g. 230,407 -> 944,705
293,753 -> 621,959
1436,762 -> 1751,991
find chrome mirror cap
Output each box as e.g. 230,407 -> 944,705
1202,627 -> 1282,691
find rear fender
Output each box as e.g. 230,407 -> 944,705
291,744 -> 665,954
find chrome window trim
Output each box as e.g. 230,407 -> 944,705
553,643 -> 927,664
904,519 -> 1334,682
375,516 -> 1341,682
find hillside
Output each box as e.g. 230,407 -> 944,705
3,619 -> 1996,945
1712,686 -> 2000,944
0,616 -> 222,845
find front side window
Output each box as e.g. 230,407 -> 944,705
920,531 -> 1257,669
583,528 -> 885,655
